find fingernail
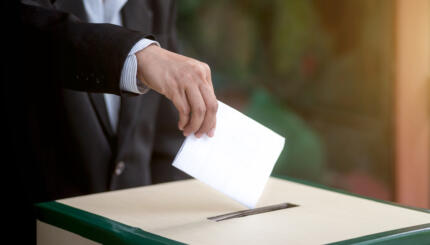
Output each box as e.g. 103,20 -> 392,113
183,131 -> 188,137
195,133 -> 202,138
208,128 -> 215,137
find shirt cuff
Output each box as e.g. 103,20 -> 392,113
120,38 -> 160,94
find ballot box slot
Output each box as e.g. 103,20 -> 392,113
207,202 -> 298,222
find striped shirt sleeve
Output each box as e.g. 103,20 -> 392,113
120,38 -> 160,94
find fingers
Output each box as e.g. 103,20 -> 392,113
183,62 -> 217,138
137,46 -> 217,137
183,86 -> 206,137
195,83 -> 218,138
171,91 -> 190,131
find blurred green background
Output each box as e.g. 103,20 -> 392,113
176,0 -> 394,200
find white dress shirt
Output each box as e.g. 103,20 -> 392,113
83,0 -> 158,132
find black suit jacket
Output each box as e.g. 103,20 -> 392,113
3,0 -> 187,242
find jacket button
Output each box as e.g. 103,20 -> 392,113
114,161 -> 125,176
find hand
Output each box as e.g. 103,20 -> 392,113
136,45 -> 218,138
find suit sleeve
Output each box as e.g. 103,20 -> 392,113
20,0 -> 153,94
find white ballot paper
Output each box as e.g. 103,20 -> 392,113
172,101 -> 285,208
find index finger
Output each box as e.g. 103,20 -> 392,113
195,83 -> 218,138
183,86 -> 206,137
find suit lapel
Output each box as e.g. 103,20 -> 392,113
88,93 -> 115,139
116,0 -> 152,156
121,0 -> 153,32
53,0 -> 88,21
116,95 -> 141,156
82,0 -> 152,153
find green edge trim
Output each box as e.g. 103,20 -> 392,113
273,174 -> 430,244
36,201 -> 185,245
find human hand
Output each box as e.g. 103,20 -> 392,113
136,45 -> 218,138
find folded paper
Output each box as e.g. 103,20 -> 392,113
172,101 -> 285,208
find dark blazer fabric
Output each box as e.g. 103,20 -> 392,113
3,0 -> 188,242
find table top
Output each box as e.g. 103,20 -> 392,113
37,176 -> 430,245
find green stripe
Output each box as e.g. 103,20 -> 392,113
36,201 -> 184,245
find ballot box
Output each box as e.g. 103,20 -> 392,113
36,176 -> 430,244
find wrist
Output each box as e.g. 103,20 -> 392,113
136,44 -> 158,80
136,43 -> 160,60
136,78 -> 150,93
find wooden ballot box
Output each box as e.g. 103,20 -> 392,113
36,176 -> 430,244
